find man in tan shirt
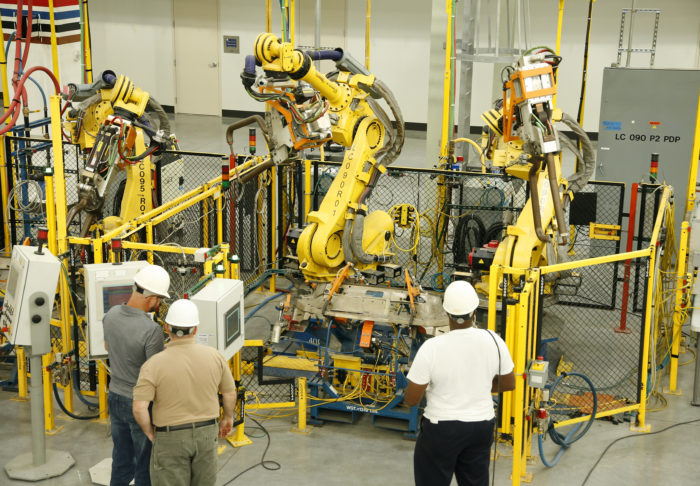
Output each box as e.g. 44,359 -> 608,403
132,299 -> 237,486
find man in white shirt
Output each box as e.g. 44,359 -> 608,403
405,280 -> 515,486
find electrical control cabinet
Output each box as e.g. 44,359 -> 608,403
0,246 -> 60,351
190,278 -> 245,360
84,261 -> 150,357
596,67 -> 700,239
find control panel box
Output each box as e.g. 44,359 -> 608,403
596,67 -> 700,240
0,246 -> 60,350
84,261 -> 150,357
190,278 -> 245,361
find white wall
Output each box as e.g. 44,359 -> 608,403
89,0 -> 175,105
86,0 -> 700,132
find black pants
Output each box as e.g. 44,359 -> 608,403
414,417 -> 494,486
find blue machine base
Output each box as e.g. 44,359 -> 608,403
308,378 -> 419,440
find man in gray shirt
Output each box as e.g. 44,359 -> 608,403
103,265 -> 170,486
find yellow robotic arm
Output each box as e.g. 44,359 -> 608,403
475,52 -> 593,288
63,71 -> 177,236
246,33 -> 405,281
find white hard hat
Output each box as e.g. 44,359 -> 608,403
164,299 -> 199,328
133,265 -> 171,298
443,280 -> 479,316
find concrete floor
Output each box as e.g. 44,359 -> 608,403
1,306 -> 698,486
1,115 -> 699,485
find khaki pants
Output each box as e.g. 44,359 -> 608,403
150,423 -> 218,486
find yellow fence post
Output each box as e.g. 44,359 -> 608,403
667,222 -> 690,394
98,360 -> 108,420
683,89 -> 700,219
510,280 -> 533,486
291,376 -> 311,434
227,349 -> 252,448
203,198 -> 210,249
216,193 -> 223,244
633,251 -> 655,433
82,0 -> 93,83
42,353 -> 59,433
50,95 -> 75,414
230,255 -> 240,280
0,134 -> 10,255
16,347 -> 28,400
48,0 -> 60,85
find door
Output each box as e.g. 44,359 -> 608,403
173,0 -> 221,116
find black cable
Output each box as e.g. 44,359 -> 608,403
72,367 -> 99,409
221,416 -> 281,484
52,382 -> 100,420
575,0 -> 595,172
484,221 -> 507,243
581,418 -> 700,486
453,214 -> 486,265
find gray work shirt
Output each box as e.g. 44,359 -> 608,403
103,304 -> 164,399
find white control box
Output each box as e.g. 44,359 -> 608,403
1,246 -> 60,349
190,278 -> 245,361
84,261 -> 150,357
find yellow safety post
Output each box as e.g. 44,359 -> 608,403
631,247 -> 654,432
228,350 -> 252,447
15,347 -> 28,400
82,0 -> 93,82
552,0 -> 565,108
220,243 -> 230,279
0,134 -> 11,256
42,353 -> 59,433
50,95 -> 75,413
216,192 -> 223,244
230,255 -> 240,279
439,0 -> 455,157
266,0 -> 271,32
510,280 -> 533,485
48,0 -> 60,85
44,169 -> 57,255
98,360 -> 108,420
667,222 -> 689,394
365,0 -> 371,69
501,282 -> 515,436
93,236 -> 103,263
0,14 -> 9,115
291,376 -> 311,434
0,9 -> 10,253
304,159 -> 311,222
203,197 -> 210,248
43,168 -> 65,431
487,265 -> 501,333
684,89 -> 700,219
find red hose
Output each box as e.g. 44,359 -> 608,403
0,65 -> 60,135
0,1 -> 50,133
11,0 -> 25,89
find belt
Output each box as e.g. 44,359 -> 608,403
154,419 -> 216,432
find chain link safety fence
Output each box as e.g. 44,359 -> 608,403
539,256 -> 648,407
240,343 -> 297,405
2,136 -> 84,245
1,138 -> 274,394
0,134 -> 666,410
309,162 -> 529,289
